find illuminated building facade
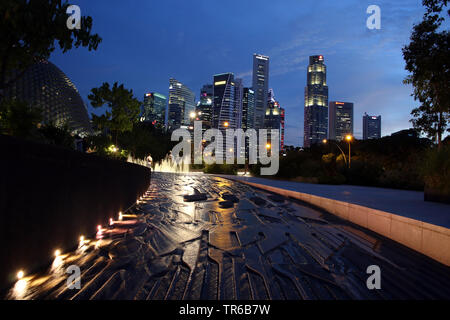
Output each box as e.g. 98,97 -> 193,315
363,113 -> 381,140
142,92 -> 167,126
196,84 -> 214,129
304,55 -> 328,147
167,78 -> 195,130
252,54 -> 269,129
329,101 -> 353,141
242,88 -> 255,130
264,89 -> 284,151
213,73 -> 237,130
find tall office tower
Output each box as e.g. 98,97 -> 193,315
142,92 -> 167,126
242,88 -> 255,130
280,107 -> 285,152
252,53 -> 270,129
196,84 -> 214,129
213,73 -> 237,130
264,89 -> 283,150
304,55 -> 328,148
167,78 -> 195,130
328,101 -> 353,141
363,113 -> 381,140
234,78 -> 244,129
3,60 -> 92,137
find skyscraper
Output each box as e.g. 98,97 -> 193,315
280,107 -> 285,152
363,113 -> 381,140
234,78 -> 244,129
167,78 -> 195,130
264,89 -> 284,151
142,92 -> 167,126
196,84 -> 214,129
304,55 -> 328,147
252,54 -> 269,129
242,88 -> 255,130
329,101 -> 353,141
213,73 -> 237,130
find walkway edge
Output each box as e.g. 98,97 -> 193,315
223,177 -> 450,267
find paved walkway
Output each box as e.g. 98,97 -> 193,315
219,175 -> 450,229
8,173 -> 450,300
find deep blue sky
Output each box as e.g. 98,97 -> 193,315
51,0 -> 427,146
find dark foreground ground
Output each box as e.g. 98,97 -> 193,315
6,172 -> 450,300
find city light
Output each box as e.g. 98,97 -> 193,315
119,211 -> 123,221
54,249 -> 61,257
224,122 -> 229,127
322,139 -> 327,144
266,143 -> 271,149
189,112 -> 196,118
17,270 -> 24,280
346,135 -> 353,141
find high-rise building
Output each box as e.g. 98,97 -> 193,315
167,78 -> 195,130
234,78 -> 244,129
280,107 -> 285,152
252,54 -> 269,129
213,73 -> 237,130
242,88 -> 255,130
329,101 -> 353,141
304,55 -> 328,147
142,92 -> 167,126
363,113 -> 381,140
196,84 -> 214,129
264,89 -> 284,151
3,60 -> 92,137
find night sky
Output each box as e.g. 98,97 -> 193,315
51,0 -> 427,146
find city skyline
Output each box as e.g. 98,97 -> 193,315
49,0 -> 427,146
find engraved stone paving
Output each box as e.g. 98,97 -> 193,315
7,173 -> 450,300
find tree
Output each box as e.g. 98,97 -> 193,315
0,0 -> 102,98
0,98 -> 42,138
403,0 -> 450,148
88,82 -> 141,144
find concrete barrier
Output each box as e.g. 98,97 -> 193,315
0,135 -> 151,289
228,178 -> 450,267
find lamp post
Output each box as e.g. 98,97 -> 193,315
345,135 -> 353,168
322,139 -> 347,166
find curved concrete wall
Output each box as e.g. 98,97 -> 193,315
230,179 -> 450,267
0,135 -> 151,289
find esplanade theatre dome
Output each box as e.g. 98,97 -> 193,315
4,60 -> 93,137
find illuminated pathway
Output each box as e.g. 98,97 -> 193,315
7,172 -> 450,300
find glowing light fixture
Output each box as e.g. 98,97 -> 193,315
54,249 -> 61,257
17,270 -> 24,280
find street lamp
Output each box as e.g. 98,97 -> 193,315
223,121 -> 229,127
345,135 -> 353,168
322,139 -> 347,166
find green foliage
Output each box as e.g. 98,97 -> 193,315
0,0 -> 101,95
38,122 -> 74,149
275,132 -> 432,190
403,0 -> 449,146
0,98 -> 42,138
422,144 -> 450,193
119,121 -> 174,164
88,82 -> 141,143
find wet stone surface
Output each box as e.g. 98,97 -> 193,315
7,172 -> 450,300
